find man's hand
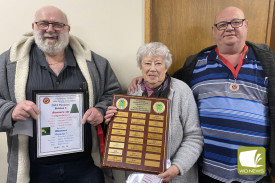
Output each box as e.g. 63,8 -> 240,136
127,76 -> 143,94
82,107 -> 103,126
12,100 -> 40,121
104,106 -> 117,124
158,165 -> 180,182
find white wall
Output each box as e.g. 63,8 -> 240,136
0,1 -> 144,182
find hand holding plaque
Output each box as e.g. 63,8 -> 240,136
102,94 -> 169,174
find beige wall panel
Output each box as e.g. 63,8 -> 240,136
0,1 -> 145,183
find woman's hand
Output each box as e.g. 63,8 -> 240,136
127,76 -> 143,94
158,165 -> 180,182
104,106 -> 118,124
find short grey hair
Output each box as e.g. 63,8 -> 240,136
136,42 -> 172,69
34,6 -> 69,24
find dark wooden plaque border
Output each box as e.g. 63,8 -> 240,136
102,94 -> 169,174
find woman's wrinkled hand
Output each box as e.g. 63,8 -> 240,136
104,106 -> 118,124
158,165 -> 180,182
127,76 -> 143,94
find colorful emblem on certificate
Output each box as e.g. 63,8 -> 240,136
102,94 -> 169,174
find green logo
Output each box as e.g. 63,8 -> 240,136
70,104 -> 79,113
116,98 -> 128,110
41,127 -> 51,136
238,146 -> 265,175
153,102 -> 165,114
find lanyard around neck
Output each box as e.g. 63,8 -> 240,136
215,44 -> 248,79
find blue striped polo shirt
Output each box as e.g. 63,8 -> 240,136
190,47 -> 270,182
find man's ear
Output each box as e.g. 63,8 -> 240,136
211,26 -> 215,36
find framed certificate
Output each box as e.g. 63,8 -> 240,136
102,94 -> 169,174
33,90 -> 85,158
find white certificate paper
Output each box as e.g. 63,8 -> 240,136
35,91 -> 84,158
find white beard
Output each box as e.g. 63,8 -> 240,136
34,30 -> 69,56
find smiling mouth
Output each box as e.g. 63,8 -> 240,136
224,34 -> 235,37
43,33 -> 58,40
45,36 -> 57,40
148,75 -> 157,79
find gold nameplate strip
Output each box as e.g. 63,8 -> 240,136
129,131 -> 144,138
109,142 -> 125,149
145,153 -> 161,160
132,113 -> 146,119
113,117 -> 128,123
145,160 -> 160,167
149,115 -> 164,121
107,156 -> 123,162
115,111 -> 129,117
148,127 -> 163,133
110,136 -> 125,142
126,158 -> 142,165
147,133 -> 163,140
129,137 -> 144,144
130,125 -> 145,131
108,148 -> 123,156
128,144 -> 143,151
127,151 -> 142,158
149,121 -> 163,127
112,123 -> 127,129
111,129 -> 126,136
131,118 -> 146,125
146,146 -> 161,153
147,139 -> 162,146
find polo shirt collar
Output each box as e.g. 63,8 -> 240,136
209,45 -> 257,63
208,48 -> 217,61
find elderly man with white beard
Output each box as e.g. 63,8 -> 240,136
0,6 -> 121,183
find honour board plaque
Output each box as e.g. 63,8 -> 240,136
102,94 -> 169,174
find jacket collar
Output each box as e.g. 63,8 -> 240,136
10,32 -> 91,63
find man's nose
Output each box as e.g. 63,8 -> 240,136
46,24 -> 55,32
226,23 -> 234,30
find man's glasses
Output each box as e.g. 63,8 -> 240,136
34,21 -> 69,31
214,19 -> 246,31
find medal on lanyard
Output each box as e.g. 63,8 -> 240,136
215,44 -> 248,91
230,79 -> 239,91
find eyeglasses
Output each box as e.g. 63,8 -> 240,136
214,19 -> 246,31
34,21 -> 69,30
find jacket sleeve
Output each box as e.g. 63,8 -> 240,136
90,52 -> 122,115
172,54 -> 197,86
171,84 -> 203,176
0,51 -> 16,132
268,47 -> 275,177
172,45 -> 217,86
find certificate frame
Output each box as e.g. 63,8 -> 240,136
32,90 -> 86,158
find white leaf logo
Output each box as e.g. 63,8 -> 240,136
239,150 -> 263,168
